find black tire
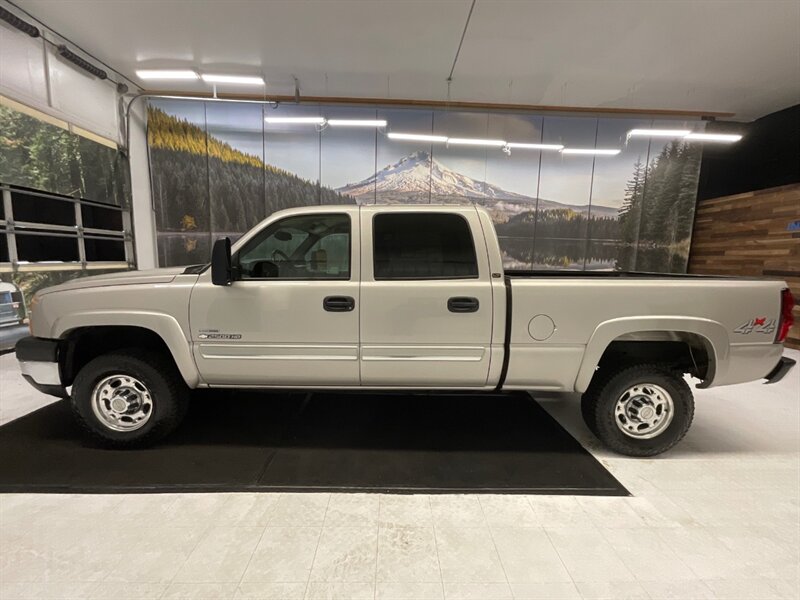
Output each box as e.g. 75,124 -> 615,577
580,363 -> 694,457
71,349 -> 189,448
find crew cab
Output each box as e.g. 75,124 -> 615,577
15,205 -> 796,456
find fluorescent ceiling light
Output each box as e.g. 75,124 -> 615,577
327,119 -> 387,127
505,142 -> 564,151
561,148 -> 621,156
387,132 -> 448,142
447,137 -> 507,147
627,128 -> 691,138
201,73 -> 264,85
136,69 -> 198,80
685,132 -> 742,143
264,116 -> 325,124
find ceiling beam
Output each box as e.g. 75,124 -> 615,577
140,90 -> 735,119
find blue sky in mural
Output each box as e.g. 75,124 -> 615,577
206,100 -> 264,162
155,99 -> 704,210
322,105 -> 379,190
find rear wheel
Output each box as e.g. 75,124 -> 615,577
71,349 -> 189,448
581,364 -> 694,457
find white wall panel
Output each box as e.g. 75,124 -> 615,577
0,24 -> 120,144
46,44 -> 119,141
129,101 -> 157,269
0,25 -> 48,110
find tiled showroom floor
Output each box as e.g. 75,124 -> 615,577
0,350 -> 798,600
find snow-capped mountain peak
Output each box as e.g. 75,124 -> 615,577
336,151 -> 618,218
338,150 -> 525,201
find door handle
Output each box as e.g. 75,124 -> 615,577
323,295 -> 355,312
447,296 -> 479,313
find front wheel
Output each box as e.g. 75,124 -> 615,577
581,364 -> 694,457
71,349 -> 189,448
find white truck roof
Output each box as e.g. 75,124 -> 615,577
0,282 -> 20,293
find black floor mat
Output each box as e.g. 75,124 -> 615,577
0,391 -> 628,495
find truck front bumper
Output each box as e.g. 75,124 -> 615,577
764,356 -> 796,385
15,336 -> 68,398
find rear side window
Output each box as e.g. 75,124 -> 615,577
373,213 -> 479,280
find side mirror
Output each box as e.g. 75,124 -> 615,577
211,237 -> 232,286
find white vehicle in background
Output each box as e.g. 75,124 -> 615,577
15,205 -> 797,456
0,282 -> 26,327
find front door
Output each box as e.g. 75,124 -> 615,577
189,209 -> 360,386
359,207 -> 494,387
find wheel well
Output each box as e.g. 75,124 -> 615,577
60,326 -> 176,386
590,333 -> 712,390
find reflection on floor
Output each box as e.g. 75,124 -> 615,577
0,350 -> 798,600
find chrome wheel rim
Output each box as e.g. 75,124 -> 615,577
91,374 -> 153,432
614,383 -> 674,439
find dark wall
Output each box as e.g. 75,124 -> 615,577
697,104 -> 800,200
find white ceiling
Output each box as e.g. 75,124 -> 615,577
12,0 -> 800,121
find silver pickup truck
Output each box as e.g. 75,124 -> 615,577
15,205 -> 796,456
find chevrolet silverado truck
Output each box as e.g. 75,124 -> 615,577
15,205 -> 796,456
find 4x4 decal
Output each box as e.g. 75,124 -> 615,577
734,317 -> 776,335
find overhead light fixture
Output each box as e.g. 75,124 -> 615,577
447,137 -> 507,147
627,129 -> 691,138
136,69 -> 199,80
0,6 -> 40,37
327,119 -> 387,127
201,73 -> 265,85
685,132 -> 742,143
561,148 -> 621,156
57,46 -> 107,80
264,116 -> 325,124
505,142 -> 564,151
387,132 -> 448,143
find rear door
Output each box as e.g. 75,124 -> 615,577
359,207 -> 494,387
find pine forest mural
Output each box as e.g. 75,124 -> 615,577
0,104 -> 129,207
147,99 -> 705,271
0,102 -> 131,304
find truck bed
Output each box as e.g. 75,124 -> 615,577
501,273 -> 786,393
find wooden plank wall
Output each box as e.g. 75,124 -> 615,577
688,183 -> 800,349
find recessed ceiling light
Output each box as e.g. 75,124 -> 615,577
327,119 -> 387,127
387,132 -> 448,142
136,69 -> 199,80
685,133 -> 742,143
264,116 -> 325,124
447,137 -> 507,147
505,142 -> 564,151
561,148 -> 621,156
627,129 -> 691,138
201,74 -> 265,85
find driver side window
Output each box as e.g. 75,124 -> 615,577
236,213 -> 351,280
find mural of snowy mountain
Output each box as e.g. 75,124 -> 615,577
336,151 -> 618,219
